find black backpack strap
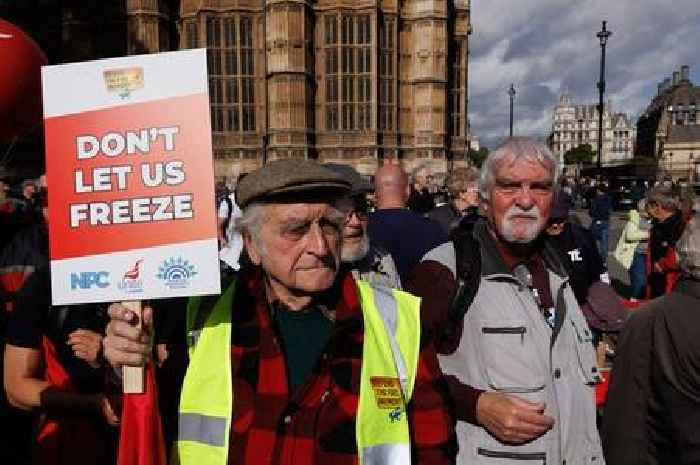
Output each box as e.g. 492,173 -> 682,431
444,216 -> 482,337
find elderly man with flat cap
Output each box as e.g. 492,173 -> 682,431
103,160 -> 455,465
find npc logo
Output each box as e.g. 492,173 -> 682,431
118,259 -> 144,293
157,257 -> 197,289
70,271 -> 110,290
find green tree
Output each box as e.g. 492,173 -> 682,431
468,147 -> 490,168
564,144 -> 595,165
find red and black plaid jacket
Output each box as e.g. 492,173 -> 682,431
225,269 -> 456,465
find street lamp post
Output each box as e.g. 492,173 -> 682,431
507,83 -> 516,137
596,21 -> 612,170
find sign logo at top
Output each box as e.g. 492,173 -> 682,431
103,67 -> 144,99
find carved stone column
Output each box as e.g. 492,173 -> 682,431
265,0 -> 315,161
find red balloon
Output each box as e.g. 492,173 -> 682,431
0,19 -> 48,143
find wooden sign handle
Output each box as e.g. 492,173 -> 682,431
121,300 -> 145,394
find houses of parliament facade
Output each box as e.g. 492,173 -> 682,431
7,0 -> 473,179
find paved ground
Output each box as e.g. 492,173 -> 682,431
571,209 -> 632,298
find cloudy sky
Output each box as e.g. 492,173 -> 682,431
469,0 -> 700,149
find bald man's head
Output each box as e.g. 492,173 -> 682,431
374,164 -> 409,209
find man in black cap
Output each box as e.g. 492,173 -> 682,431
544,195 -> 626,344
545,195 -> 610,307
102,159 -> 455,465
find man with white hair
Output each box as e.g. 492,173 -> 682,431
603,210 -> 700,465
102,160 -> 455,465
439,138 -> 604,464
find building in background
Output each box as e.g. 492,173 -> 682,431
549,94 -> 636,168
637,65 -> 700,182
0,0 -> 473,180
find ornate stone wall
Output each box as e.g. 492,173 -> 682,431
127,0 -> 471,182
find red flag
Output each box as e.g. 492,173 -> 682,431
118,362 -> 167,465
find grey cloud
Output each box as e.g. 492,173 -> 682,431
468,0 -> 700,149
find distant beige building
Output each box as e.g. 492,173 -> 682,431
122,0 -> 473,181
549,94 -> 636,167
637,65 -> 700,182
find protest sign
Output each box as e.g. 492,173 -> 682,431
43,49 -> 221,305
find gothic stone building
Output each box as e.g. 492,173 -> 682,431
124,0 -> 472,180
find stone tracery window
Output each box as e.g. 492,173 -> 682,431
207,15 -> 256,134
325,14 -> 372,132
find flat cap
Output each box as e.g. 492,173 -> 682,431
324,163 -> 372,195
236,159 -> 352,208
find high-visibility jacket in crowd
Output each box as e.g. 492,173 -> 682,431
174,279 -> 420,465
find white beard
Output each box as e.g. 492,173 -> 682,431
342,233 -> 371,263
498,205 -> 545,244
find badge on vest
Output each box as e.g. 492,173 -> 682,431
370,376 -> 403,410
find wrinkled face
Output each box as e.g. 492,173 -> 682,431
246,203 -> 343,294
487,155 -> 554,244
336,196 -> 370,262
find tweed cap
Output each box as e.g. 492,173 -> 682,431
236,159 -> 352,208
324,163 -> 372,195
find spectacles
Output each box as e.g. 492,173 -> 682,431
337,197 -> 370,222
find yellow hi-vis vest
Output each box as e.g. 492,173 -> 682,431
173,279 -> 421,465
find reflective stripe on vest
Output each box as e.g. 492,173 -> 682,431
175,279 -> 420,465
356,280 -> 420,465
175,281 -> 236,465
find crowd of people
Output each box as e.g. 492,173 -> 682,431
1,137 -> 699,465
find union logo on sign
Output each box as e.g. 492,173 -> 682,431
157,257 -> 197,289
118,259 -> 144,293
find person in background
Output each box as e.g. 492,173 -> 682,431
603,211 -> 700,465
368,164 -> 448,283
3,267 -> 119,465
407,163 -> 436,214
646,187 -> 686,297
368,164 -> 456,340
589,184 -> 613,263
0,178 -> 20,246
428,167 -> 480,236
613,199 -> 651,301
325,163 -> 402,289
545,195 -> 610,303
16,179 -> 37,213
217,175 -> 244,275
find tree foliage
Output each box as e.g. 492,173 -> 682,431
468,147 -> 490,168
564,144 -> 595,165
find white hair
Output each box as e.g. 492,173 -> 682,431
647,187 -> 679,211
236,202 -> 267,253
235,200 -> 347,256
678,213 -> 700,280
479,137 -> 561,200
